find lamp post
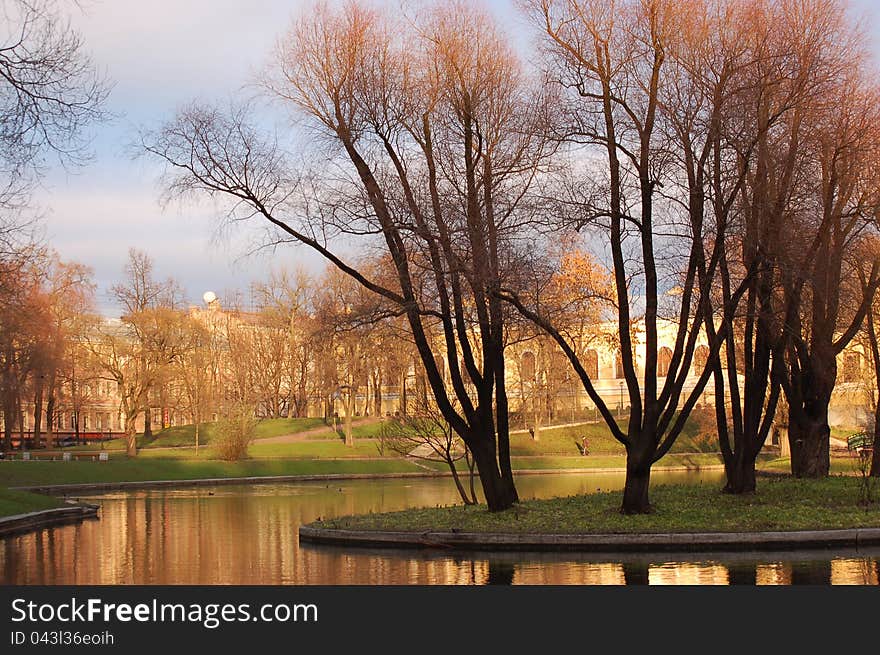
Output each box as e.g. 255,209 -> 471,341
618,381 -> 624,417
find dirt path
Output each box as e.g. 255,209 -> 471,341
259,417 -> 384,444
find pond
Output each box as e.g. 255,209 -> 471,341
2,471 -> 878,585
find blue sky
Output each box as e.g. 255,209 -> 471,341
33,0 -> 880,314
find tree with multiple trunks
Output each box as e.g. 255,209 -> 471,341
145,0 -> 555,511
508,0 -> 759,512
142,0 -> 880,514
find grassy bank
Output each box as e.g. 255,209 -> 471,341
0,487 -> 63,517
0,447 -> 861,488
0,458 -> 424,488
508,417 -> 716,456
313,475 -> 880,534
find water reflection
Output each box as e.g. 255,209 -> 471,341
1,473 -> 878,585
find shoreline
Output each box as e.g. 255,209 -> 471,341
0,503 -> 100,538
10,464 -> 726,495
297,525 -> 880,553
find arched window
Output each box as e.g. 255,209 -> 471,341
521,351 -> 536,382
549,350 -> 571,384
584,349 -> 599,380
615,351 -> 625,379
694,345 -> 710,371
658,347 -> 673,377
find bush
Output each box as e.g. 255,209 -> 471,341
214,404 -> 257,461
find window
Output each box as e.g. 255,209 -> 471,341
584,349 -> 599,380
615,351 -> 625,379
521,351 -> 536,382
658,347 -> 673,377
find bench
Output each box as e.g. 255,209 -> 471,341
847,432 -> 874,454
0,451 -> 110,462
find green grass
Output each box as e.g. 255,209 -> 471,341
314,475 -> 880,534
508,414 -> 718,457
416,452 -> 728,472
758,456 -> 861,475
252,418 -> 328,439
69,417 -> 379,450
247,439 -> 384,459
0,458 -> 424,488
0,487 -> 63,517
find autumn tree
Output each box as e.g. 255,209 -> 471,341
774,69 -> 880,478
31,256 -> 95,446
511,0 -> 755,512
110,248 -> 185,442
173,313 -> 217,454
250,267 -> 316,418
145,1 -> 555,510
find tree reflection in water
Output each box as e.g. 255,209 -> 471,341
1,478 -> 878,585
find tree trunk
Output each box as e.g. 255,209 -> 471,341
621,448 -> 652,514
125,421 -> 138,457
344,388 -> 354,447
3,383 -> 15,451
399,369 -> 407,416
374,371 -> 382,417
45,376 -> 56,448
469,436 -> 517,512
788,402 -> 831,477
32,380 -> 44,448
723,448 -> 758,494
448,456 -> 474,505
143,407 -> 152,442
194,419 -> 200,456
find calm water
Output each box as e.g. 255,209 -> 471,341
2,471 -> 878,585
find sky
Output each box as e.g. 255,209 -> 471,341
31,0 -> 880,315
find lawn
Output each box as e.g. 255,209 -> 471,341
0,487 -> 63,517
0,458 -> 424,488
67,417 -> 384,450
313,475 -> 880,534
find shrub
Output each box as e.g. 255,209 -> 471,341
214,404 -> 257,461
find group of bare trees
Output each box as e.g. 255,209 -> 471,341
0,250 -> 95,449
0,0 -> 107,449
143,0 -> 880,513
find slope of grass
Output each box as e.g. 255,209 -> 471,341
0,487 -> 63,517
0,458 -> 424,488
508,413 -> 718,457
314,475 -> 880,534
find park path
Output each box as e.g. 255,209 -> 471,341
258,417 -> 384,444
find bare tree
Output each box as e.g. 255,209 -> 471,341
775,70 -> 880,478
110,248 -> 185,441
0,0 -> 109,243
381,393 -> 478,505
144,1 -> 555,511
511,0 -> 755,512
